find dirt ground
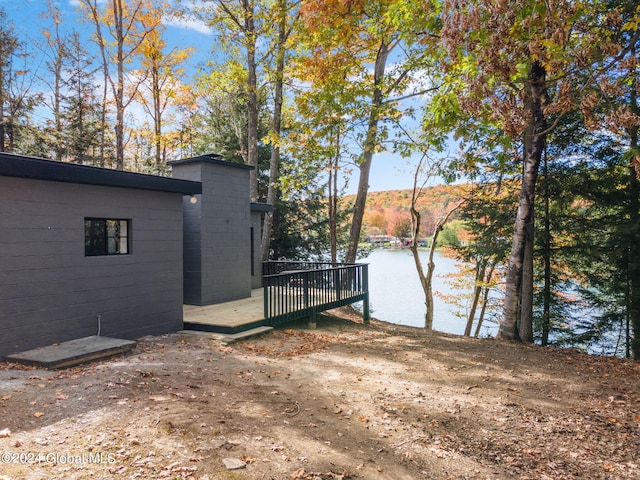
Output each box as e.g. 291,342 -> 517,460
0,309 -> 639,480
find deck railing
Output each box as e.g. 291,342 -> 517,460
262,261 -> 370,326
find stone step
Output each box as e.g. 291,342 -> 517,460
179,325 -> 273,343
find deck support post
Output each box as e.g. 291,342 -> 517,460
308,310 -> 317,329
362,264 -> 370,325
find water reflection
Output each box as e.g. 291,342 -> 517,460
365,248 -> 498,337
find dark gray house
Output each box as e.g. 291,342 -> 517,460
0,152 -> 261,359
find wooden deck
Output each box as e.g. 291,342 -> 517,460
183,289 -> 266,334
183,262 -> 369,334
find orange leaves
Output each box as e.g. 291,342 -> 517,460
440,0 -> 610,140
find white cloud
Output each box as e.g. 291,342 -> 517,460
164,14 -> 212,35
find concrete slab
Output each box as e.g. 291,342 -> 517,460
6,336 -> 136,369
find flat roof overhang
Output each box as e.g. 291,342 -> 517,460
251,202 -> 274,212
0,153 -> 202,195
169,153 -> 254,171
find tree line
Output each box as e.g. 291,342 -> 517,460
1,0 -> 639,358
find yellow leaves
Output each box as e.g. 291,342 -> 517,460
622,5 -> 640,31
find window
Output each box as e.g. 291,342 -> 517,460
85,218 -> 130,256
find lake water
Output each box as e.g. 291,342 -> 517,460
364,248 -> 499,337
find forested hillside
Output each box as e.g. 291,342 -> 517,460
344,185 -> 467,241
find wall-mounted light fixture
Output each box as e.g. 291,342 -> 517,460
189,195 -> 198,204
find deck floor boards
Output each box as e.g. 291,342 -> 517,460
183,289 -> 265,330
183,286 -> 367,333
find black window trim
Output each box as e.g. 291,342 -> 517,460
84,218 -> 131,257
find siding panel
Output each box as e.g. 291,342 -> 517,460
0,176 -> 185,358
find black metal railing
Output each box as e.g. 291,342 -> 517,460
262,261 -> 370,326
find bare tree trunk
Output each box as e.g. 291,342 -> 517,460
0,81 -> 5,153
411,204 -> 461,329
44,2 -> 66,162
153,67 -> 162,168
82,0 -> 110,167
473,264 -> 495,337
542,149 -> 552,346
627,124 -> 640,360
499,60 -> 547,341
261,0 -> 290,261
243,0 -> 259,201
345,41 -> 390,264
628,159 -> 640,360
113,0 -> 125,170
328,148 -> 339,263
99,70 -> 108,167
519,216 -> 535,342
473,263 -> 496,338
410,160 -> 462,330
464,259 -> 487,336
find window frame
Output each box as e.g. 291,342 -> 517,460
84,218 -> 131,257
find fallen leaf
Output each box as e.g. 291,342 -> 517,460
33,412 -> 45,418
149,396 -> 170,402
291,467 -> 307,479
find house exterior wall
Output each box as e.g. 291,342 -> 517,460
172,158 -> 253,305
251,210 -> 262,289
249,203 -> 273,290
0,176 -> 185,358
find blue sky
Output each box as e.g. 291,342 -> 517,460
1,0 -> 443,193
